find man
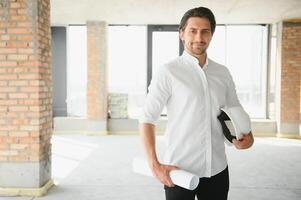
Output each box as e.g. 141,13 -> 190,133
139,7 -> 254,200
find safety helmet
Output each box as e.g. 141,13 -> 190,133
217,106 -> 251,143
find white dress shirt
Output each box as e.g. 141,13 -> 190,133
139,50 -> 242,178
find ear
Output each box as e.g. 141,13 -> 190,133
179,29 -> 184,42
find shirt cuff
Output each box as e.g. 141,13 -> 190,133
138,118 -> 156,126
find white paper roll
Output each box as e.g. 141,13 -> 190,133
132,157 -> 199,190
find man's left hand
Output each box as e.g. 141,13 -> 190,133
232,132 -> 254,149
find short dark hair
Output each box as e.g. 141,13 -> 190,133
179,7 -> 216,34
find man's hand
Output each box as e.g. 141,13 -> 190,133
232,132 -> 254,149
140,123 -> 178,187
150,161 -> 178,187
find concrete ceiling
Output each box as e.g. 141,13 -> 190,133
51,0 -> 301,25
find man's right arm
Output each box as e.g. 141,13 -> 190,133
139,123 -> 177,187
139,66 -> 177,187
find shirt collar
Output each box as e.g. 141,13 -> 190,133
182,50 -> 209,70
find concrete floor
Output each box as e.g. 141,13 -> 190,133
1,135 -> 301,200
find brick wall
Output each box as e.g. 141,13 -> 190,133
87,21 -> 108,121
0,0 -> 52,164
280,21 -> 301,133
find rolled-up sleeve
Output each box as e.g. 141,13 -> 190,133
139,66 -> 172,125
225,69 -> 241,108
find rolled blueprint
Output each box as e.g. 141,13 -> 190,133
132,157 -> 199,190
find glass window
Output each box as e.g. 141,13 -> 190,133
207,26 -> 226,65
67,25 -> 87,117
108,25 -> 268,119
268,35 -> 277,119
208,25 -> 268,118
152,32 -> 179,75
108,26 -> 147,118
152,31 -> 180,116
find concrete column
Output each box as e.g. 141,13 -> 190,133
86,21 -> 108,134
276,20 -> 301,137
0,0 -> 53,196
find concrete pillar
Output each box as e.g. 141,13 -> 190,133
276,19 -> 301,137
0,0 -> 53,196
86,21 -> 108,134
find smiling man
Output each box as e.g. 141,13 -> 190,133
139,7 -> 254,200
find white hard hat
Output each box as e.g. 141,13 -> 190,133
217,106 -> 251,143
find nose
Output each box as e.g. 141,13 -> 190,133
194,32 -> 204,42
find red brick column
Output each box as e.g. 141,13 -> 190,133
86,21 -> 108,134
0,0 -> 53,194
278,20 -> 301,135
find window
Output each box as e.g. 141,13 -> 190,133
208,25 -> 268,118
108,24 -> 269,119
152,32 -> 179,77
108,26 -> 147,118
147,25 -> 182,116
67,25 -> 87,117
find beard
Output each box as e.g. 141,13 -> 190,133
181,39 -> 209,57
190,42 -> 208,55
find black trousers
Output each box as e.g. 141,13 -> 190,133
164,166 -> 229,200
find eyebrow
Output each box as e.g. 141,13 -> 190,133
188,27 -> 211,31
